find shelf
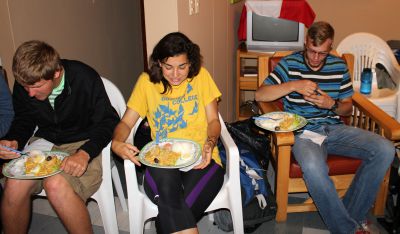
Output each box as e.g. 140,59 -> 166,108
236,45 -> 275,121
239,76 -> 258,90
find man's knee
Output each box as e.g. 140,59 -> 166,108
375,137 -> 395,164
43,175 -> 72,197
2,179 -> 36,203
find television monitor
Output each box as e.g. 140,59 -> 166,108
246,11 -> 305,52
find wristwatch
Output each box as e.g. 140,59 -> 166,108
331,99 -> 339,112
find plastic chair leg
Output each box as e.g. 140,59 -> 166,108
111,164 -> 128,212
229,193 -> 244,233
132,207 -> 146,234
92,184 -> 119,234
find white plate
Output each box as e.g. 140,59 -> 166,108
2,151 -> 68,179
254,111 -> 307,132
138,138 -> 201,169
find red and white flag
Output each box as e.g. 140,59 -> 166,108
238,0 -> 316,41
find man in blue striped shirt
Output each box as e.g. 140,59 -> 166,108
256,21 -> 394,234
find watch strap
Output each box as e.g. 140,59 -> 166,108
331,99 -> 339,112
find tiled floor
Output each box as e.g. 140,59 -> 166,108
28,196 -> 388,234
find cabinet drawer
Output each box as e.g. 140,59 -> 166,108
239,76 -> 258,90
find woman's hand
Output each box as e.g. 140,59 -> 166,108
111,140 -> 141,166
194,137 -> 216,169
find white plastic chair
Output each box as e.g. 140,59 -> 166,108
337,32 -> 400,120
37,77 -> 128,234
101,77 -> 129,213
124,114 -> 244,234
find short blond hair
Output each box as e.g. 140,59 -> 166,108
307,21 -> 335,47
12,40 -> 61,85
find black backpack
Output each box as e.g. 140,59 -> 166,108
214,118 -> 277,233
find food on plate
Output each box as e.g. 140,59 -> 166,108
25,153 -> 63,176
258,113 -> 282,130
172,142 -> 193,160
145,143 -> 181,166
279,115 -> 295,130
144,141 -> 194,166
259,112 -> 303,131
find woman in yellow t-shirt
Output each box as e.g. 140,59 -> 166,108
112,32 -> 224,234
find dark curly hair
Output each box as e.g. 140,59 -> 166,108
149,32 -> 202,94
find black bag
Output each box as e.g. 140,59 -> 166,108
213,165 -> 276,233
225,117 -> 271,169
214,118 -> 276,233
377,157 -> 400,233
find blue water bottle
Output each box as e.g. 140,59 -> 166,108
360,68 -> 372,95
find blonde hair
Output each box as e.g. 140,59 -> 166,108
307,21 -> 335,47
12,40 -> 61,85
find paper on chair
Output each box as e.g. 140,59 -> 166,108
298,130 -> 326,146
23,138 -> 54,153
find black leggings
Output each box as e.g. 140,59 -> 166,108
143,160 -> 224,233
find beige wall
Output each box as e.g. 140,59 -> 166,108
176,1 -> 244,121
144,0 -> 178,58
307,0 -> 400,48
0,0 -> 144,100
0,1 -> 17,85
1,0 -> 399,123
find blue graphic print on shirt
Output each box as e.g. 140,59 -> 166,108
154,83 -> 198,139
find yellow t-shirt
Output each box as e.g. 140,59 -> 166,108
127,67 -> 222,165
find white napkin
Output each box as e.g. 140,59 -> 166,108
23,138 -> 54,153
180,156 -> 202,172
298,130 -> 327,146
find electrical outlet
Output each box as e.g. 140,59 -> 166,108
194,0 -> 200,14
189,0 -> 195,15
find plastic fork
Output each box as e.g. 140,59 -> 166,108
0,145 -> 28,155
155,131 -> 160,145
252,116 -> 281,121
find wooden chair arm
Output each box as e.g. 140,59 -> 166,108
256,100 -> 295,173
272,132 -> 295,146
352,92 -> 400,141
257,100 -> 281,113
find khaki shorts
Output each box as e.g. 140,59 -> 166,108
28,138 -> 103,201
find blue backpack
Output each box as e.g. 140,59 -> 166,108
219,141 -> 268,207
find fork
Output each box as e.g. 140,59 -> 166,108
0,144 -> 28,155
155,131 -> 160,145
252,116 -> 281,121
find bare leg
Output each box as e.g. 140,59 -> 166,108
1,178 -> 38,234
44,174 -> 93,234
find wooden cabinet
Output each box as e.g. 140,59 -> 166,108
235,45 -> 293,120
235,45 -> 273,120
